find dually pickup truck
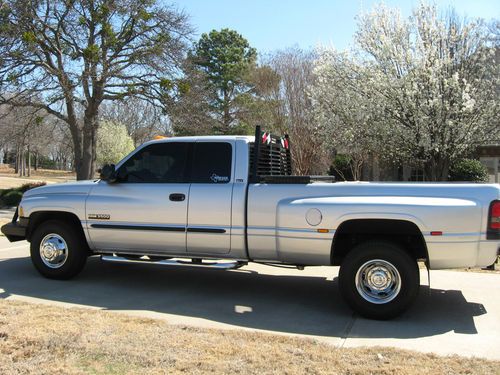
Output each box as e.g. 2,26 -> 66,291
2,127 -> 500,319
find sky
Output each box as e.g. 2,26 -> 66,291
176,0 -> 499,53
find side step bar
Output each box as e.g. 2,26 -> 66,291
101,255 -> 247,270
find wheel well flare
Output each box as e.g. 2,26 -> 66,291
27,211 -> 84,242
331,219 -> 428,266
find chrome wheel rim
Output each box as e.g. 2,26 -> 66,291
39,233 -> 68,269
355,259 -> 401,304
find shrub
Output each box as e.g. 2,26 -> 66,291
329,154 -> 354,181
19,182 -> 46,193
449,159 -> 489,182
2,190 -> 23,207
0,182 -> 46,207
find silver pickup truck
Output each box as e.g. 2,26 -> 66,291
2,127 -> 500,319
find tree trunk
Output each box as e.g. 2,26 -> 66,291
79,132 -> 93,180
20,150 -> 26,177
350,156 -> 364,181
372,154 -> 380,181
91,125 -> 97,177
14,147 -> 19,174
73,129 -> 87,180
78,106 -> 99,180
63,96 -> 88,180
223,89 -> 230,132
63,85 -> 102,180
18,149 -> 22,176
34,152 -> 38,171
425,156 -> 450,181
27,145 -> 31,177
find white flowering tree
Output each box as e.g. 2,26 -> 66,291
96,121 -> 134,167
313,3 -> 499,180
312,50 -> 396,180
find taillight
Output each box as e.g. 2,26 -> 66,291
487,200 -> 500,239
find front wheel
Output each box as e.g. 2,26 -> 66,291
338,241 -> 420,320
30,220 -> 88,280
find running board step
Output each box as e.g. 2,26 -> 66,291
100,255 -> 247,270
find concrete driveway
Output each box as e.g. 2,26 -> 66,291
0,236 -> 498,360
0,208 -> 16,220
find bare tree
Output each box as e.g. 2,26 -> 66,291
0,102 -> 53,176
100,99 -> 167,147
47,117 -> 74,170
265,47 -> 330,175
0,0 -> 191,179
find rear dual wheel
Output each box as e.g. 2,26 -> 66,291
339,241 -> 420,320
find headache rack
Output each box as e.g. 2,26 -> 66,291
249,126 -> 335,184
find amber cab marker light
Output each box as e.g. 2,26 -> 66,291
317,229 -> 329,233
430,231 -> 443,236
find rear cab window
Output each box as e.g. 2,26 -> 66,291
191,142 -> 232,183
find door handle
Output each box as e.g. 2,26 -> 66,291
169,193 -> 185,202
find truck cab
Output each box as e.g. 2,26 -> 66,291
86,137 -> 242,257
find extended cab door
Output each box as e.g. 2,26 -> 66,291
86,141 -> 190,254
186,141 -> 234,254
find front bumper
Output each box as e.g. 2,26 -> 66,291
1,208 -> 28,242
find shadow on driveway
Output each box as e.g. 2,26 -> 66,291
0,256 -> 486,338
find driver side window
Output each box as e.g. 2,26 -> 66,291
117,142 -> 189,183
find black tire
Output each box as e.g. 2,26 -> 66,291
338,241 -> 419,320
30,220 -> 88,280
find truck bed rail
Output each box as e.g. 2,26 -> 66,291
260,175 -> 335,184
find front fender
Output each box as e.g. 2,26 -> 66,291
20,195 -> 86,220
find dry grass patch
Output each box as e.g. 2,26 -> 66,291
0,165 -> 74,177
0,299 -> 498,374
0,166 -> 75,187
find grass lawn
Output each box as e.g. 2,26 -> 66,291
0,299 -> 498,374
0,164 -> 75,178
0,165 -> 75,189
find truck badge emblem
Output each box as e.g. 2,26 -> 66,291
210,174 -> 229,183
88,214 -> 110,220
